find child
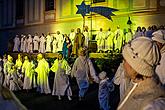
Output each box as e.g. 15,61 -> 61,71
22,56 -> 36,91
9,66 -> 21,91
50,52 -> 72,100
98,71 -> 114,110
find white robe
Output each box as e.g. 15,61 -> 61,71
23,38 -> 28,53
20,37 -> 24,52
69,32 -> 76,45
113,62 -> 131,100
39,36 -> 46,53
33,35 -> 40,51
22,60 -> 36,90
52,38 -> 58,53
114,29 -> 124,51
83,31 -> 90,47
105,31 -> 114,51
95,32 -> 106,52
35,59 -> 51,94
13,37 -> 20,52
56,34 -> 64,52
27,37 -> 33,53
46,35 -> 52,52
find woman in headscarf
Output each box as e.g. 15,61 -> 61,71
117,37 -> 165,110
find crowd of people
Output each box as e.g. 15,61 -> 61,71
1,25 -> 165,110
1,46 -> 115,110
12,25 -> 165,56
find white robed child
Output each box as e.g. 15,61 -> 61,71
13,35 -> 20,52
9,66 -> 21,91
22,56 -> 36,91
3,55 -> 14,88
50,53 -> 72,100
15,54 -> 23,79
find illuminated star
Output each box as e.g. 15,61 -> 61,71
76,1 -> 90,17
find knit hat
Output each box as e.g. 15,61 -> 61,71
122,37 -> 160,77
152,30 -> 165,44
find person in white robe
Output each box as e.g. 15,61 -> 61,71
35,54 -> 51,94
52,36 -> 58,53
83,26 -> 90,47
39,33 -> 46,53
56,31 -> 64,52
46,33 -> 52,53
71,47 -> 99,100
113,62 -> 131,100
33,33 -> 40,53
117,37 -> 165,110
9,66 -> 21,91
114,26 -> 124,52
22,56 -> 36,91
0,84 -> 27,110
27,34 -> 33,53
23,36 -> 28,53
3,55 -> 14,88
15,54 -> 23,85
20,34 -> 25,52
69,29 -> 76,45
50,53 -> 72,100
95,28 -> 106,52
152,30 -> 165,86
13,35 -> 20,52
125,28 -> 133,43
105,28 -> 114,52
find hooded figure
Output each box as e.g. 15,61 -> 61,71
117,37 -> 165,110
152,30 -> 165,86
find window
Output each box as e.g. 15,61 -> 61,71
93,0 -> 105,3
16,0 -> 24,18
45,0 -> 55,11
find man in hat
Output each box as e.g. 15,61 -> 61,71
152,30 -> 165,86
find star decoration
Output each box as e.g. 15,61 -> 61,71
76,1 -> 90,17
76,1 -> 118,21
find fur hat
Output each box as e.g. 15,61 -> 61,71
152,30 -> 165,44
122,37 -> 160,77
